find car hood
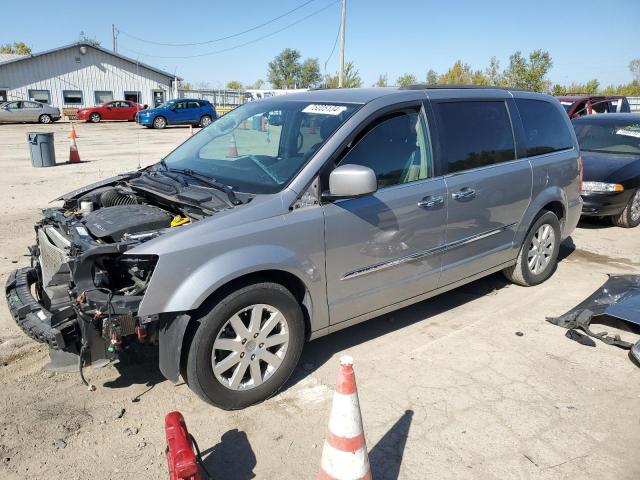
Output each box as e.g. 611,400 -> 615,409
138,107 -> 163,115
581,151 -> 640,186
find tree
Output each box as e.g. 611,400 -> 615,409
325,61 -> 363,88
485,56 -> 502,86
0,42 -> 31,55
300,58 -> 322,88
629,59 -> 640,82
425,69 -> 438,84
373,74 -> 388,87
503,50 -> 552,92
248,79 -> 265,89
396,73 -> 417,87
226,80 -> 243,90
551,84 -> 566,96
79,31 -> 101,47
268,48 -> 303,89
438,60 -> 473,84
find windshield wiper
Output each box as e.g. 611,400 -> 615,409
166,167 -> 242,205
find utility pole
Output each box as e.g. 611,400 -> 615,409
338,0 -> 346,88
112,24 -> 117,53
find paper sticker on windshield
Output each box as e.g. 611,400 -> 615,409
302,104 -> 347,115
560,101 -> 572,105
616,124 -> 640,138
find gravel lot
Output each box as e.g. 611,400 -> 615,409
0,121 -> 639,479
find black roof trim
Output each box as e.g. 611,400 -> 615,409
400,83 -> 533,92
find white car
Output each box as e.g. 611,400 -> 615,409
0,100 -> 61,124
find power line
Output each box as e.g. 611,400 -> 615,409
119,1 -> 339,59
323,7 -> 342,76
119,0 -> 315,47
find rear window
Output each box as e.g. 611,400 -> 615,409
434,101 -> 515,174
516,99 -> 573,157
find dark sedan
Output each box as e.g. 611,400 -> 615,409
573,114 -> 640,228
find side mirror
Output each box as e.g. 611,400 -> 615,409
323,164 -> 377,200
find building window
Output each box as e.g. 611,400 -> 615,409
124,91 -> 141,103
28,90 -> 51,104
94,91 -> 113,105
63,90 -> 83,105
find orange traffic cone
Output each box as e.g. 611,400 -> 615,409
69,136 -> 81,163
68,122 -> 78,139
227,133 -> 238,158
318,356 -> 371,480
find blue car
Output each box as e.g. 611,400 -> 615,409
136,98 -> 217,129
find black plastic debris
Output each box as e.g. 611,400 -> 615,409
547,275 -> 640,361
565,329 -> 596,347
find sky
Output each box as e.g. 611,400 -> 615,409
3,0 -> 639,88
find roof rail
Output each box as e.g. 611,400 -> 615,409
400,83 -> 533,92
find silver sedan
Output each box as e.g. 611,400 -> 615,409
0,101 -> 61,124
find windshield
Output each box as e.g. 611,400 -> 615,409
161,100 -> 360,194
574,121 -> 640,155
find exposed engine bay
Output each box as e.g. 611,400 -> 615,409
5,165 -> 249,375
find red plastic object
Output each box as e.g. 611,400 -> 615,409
165,411 -> 201,480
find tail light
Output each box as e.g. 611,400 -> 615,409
577,155 -> 583,193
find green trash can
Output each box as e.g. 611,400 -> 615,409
27,132 -> 56,167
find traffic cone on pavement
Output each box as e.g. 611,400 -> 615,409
318,355 -> 371,480
68,135 -> 81,163
227,133 -> 238,158
68,122 -> 78,139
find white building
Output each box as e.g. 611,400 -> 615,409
0,43 -> 180,110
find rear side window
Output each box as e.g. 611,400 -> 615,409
516,99 -> 573,157
434,101 -> 515,174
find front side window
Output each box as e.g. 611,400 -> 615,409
337,110 -> 432,188
573,121 -> 640,155
95,91 -> 113,104
4,101 -> 21,110
162,101 -> 360,194
434,101 -> 515,174
29,90 -> 50,104
63,90 -> 83,104
516,99 -> 573,157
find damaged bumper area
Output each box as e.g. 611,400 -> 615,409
4,167 -> 244,372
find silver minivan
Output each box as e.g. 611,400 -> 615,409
6,87 -> 582,409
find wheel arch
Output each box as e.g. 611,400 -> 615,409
515,187 -> 568,250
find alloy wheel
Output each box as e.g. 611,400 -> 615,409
211,304 -> 289,391
201,116 -> 212,127
631,190 -> 640,222
527,224 -> 555,275
154,117 -> 166,128
90,113 -> 100,123
39,115 -> 51,124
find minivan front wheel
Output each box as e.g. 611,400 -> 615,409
186,282 -> 305,409
504,211 -> 561,286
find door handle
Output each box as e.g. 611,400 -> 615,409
417,195 -> 444,209
452,188 -> 476,201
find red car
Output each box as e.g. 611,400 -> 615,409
557,95 -> 631,119
76,100 -> 146,123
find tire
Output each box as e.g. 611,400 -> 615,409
38,114 -> 52,124
199,115 -> 213,128
186,282 -> 305,410
89,112 -> 101,123
611,189 -> 640,228
153,116 -> 167,129
503,210 -> 561,287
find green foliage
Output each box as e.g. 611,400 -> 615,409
267,49 -> 321,89
226,80 -> 243,90
425,69 -> 438,85
396,73 -> 417,87
0,41 -> 31,55
629,59 -> 640,82
485,57 -> 503,86
300,58 -> 322,88
373,74 -> 388,87
503,50 -> 553,92
436,60 -> 488,85
600,81 -> 640,96
325,61 -> 363,88
248,79 -> 265,89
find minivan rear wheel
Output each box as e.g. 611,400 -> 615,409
185,282 -> 305,409
503,211 -> 561,286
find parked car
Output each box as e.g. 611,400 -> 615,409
573,113 -> 640,227
136,99 -> 217,129
0,100 -> 60,124
76,100 -> 145,123
558,95 -> 631,119
5,87 -> 582,409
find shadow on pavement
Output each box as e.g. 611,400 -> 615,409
103,344 -> 166,392
577,218 -> 613,230
287,271 -> 510,390
201,428 -> 257,479
369,409 -> 414,480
